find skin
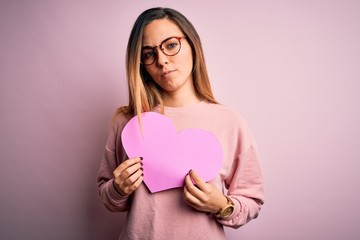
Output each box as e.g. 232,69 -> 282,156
113,157 -> 143,196
142,18 -> 199,108
113,19 -> 228,213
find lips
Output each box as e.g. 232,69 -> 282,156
161,70 -> 175,78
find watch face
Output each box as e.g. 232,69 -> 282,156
222,206 -> 234,218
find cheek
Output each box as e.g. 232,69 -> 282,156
177,50 -> 193,73
144,67 -> 157,80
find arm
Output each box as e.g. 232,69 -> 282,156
183,143 -> 264,228
219,143 -> 265,228
97,143 -> 131,212
96,114 -> 143,212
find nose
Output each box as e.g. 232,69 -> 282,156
156,49 -> 169,67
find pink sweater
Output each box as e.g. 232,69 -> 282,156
97,101 -> 264,239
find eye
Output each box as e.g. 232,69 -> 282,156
142,50 -> 156,59
165,42 -> 178,50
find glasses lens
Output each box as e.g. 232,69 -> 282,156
141,49 -> 156,65
162,37 -> 181,56
141,37 -> 182,66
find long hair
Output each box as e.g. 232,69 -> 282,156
114,7 -> 218,119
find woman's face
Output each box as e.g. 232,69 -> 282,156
142,19 -> 194,95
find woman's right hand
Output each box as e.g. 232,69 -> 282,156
113,157 -> 144,196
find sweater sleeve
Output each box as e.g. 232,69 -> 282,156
96,114 -> 131,212
217,143 -> 265,228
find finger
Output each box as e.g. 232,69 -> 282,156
130,173 -> 144,191
124,170 -> 144,194
124,167 -> 144,186
115,157 -> 143,174
113,158 -> 142,192
120,162 -> 143,180
185,197 -> 202,211
114,158 -> 143,178
184,173 -> 204,199
189,170 -> 208,191
114,163 -> 142,183
121,169 -> 144,195
184,185 -> 209,212
183,184 -> 200,205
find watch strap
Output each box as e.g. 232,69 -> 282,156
216,196 -> 234,220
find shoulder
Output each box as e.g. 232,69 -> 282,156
203,102 -> 248,127
200,102 -> 256,155
104,111 -> 133,152
110,111 -> 133,134
204,102 -> 254,140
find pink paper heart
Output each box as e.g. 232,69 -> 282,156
121,112 -> 223,193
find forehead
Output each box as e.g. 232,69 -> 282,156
142,19 -> 183,46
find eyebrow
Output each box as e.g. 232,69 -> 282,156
142,45 -> 154,49
142,36 -> 177,49
142,40 -> 157,49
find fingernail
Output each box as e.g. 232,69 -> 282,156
140,167 -> 144,171
140,157 -> 143,160
140,162 -> 143,166
141,173 -> 144,176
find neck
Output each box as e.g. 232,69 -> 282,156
162,90 -> 201,108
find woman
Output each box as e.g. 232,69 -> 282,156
97,7 -> 264,239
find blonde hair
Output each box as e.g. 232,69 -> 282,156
114,7 -> 218,120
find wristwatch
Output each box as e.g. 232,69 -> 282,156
216,196 -> 235,220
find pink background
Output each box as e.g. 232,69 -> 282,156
1,1 -> 359,239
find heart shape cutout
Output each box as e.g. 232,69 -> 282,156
121,112 -> 223,193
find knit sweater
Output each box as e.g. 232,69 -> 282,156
97,101 -> 264,240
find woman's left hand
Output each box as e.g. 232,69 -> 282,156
183,170 -> 228,214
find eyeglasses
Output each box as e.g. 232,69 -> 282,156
141,36 -> 186,66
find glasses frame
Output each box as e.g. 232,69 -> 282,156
141,36 -> 186,66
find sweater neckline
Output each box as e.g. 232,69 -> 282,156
156,100 -> 208,115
